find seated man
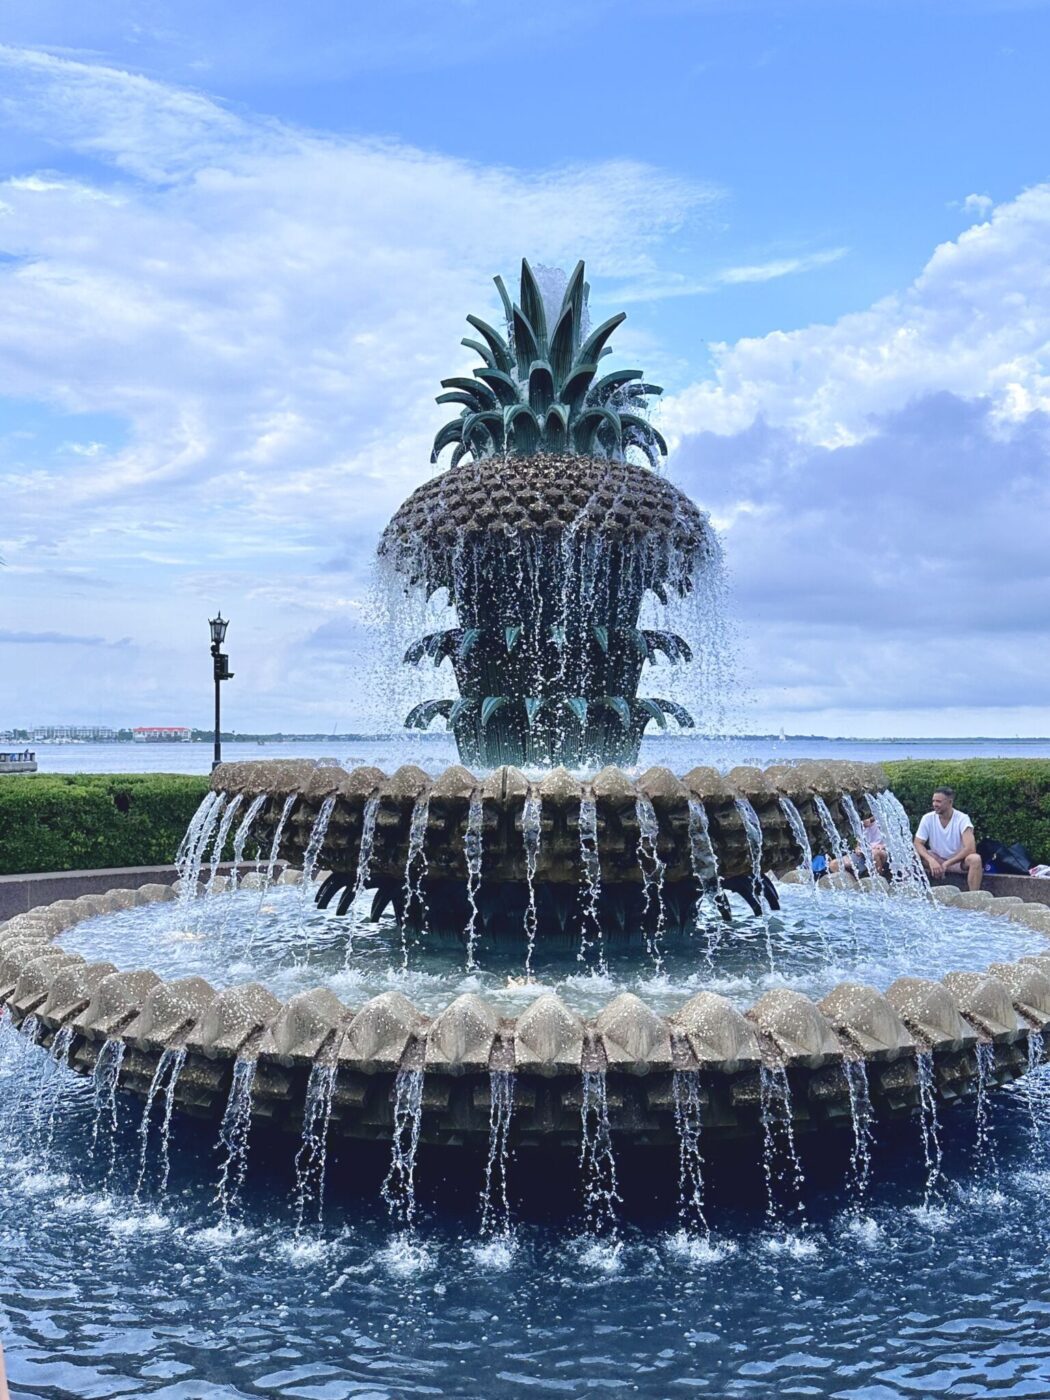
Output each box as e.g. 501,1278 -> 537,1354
913,786 -> 982,890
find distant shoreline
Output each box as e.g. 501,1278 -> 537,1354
6,733 -> 1050,746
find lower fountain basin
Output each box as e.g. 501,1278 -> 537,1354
3,875 -> 1050,1149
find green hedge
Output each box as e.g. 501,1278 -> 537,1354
0,773 -> 211,876
884,760 -> 1050,865
3,761 -> 1049,877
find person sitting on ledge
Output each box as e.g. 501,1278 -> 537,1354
913,786 -> 983,891
829,813 -> 889,880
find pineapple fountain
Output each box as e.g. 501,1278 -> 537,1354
2,262 -> 1050,1241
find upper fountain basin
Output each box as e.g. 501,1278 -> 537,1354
209,757 -> 889,893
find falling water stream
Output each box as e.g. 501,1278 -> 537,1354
205,794 -> 244,897
916,1051 -> 945,1209
522,793 -> 542,978
89,1038 -> 125,1184
479,1070 -> 515,1244
229,794 -> 267,889
344,792 -> 380,959
293,1063 -> 337,1237
299,796 -> 337,904
215,1057 -> 257,1225
672,1069 -> 708,1238
759,1063 -> 808,1239
402,793 -> 431,964
464,789 -> 484,969
578,794 -> 604,969
778,796 -> 816,886
383,1068 -> 424,1231
635,795 -> 667,971
579,1070 -> 621,1245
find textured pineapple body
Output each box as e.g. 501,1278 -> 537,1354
381,453 -> 710,596
384,455 -> 709,768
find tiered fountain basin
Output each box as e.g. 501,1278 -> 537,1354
212,756 -> 893,934
3,870 -> 1050,1151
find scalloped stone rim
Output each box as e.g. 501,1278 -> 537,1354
1,872 -> 1049,1146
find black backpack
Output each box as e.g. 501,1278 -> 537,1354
976,838 -> 1033,876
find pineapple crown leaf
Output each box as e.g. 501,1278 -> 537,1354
432,258 -> 666,468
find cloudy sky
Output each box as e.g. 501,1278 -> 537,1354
1,0 -> 1048,737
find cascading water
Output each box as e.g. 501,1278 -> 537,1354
635,795 -> 667,970
778,796 -> 816,887
734,797 -> 766,906
136,1048 -> 175,1199
463,789 -> 484,970
293,1063 -> 337,1237
42,1026 -> 74,1168
688,797 -> 725,962
843,1058 -> 875,1213
479,1070 -> 515,1244
158,1047 -> 186,1197
402,793 -> 430,963
300,795 -> 337,904
579,1070 -> 620,1244
671,1069 -> 708,1238
522,793 -> 542,977
578,794 -> 604,969
873,791 -> 934,898
179,793 -> 224,906
1021,1035 -> 1048,1162
229,793 -> 267,891
736,797 -> 775,968
759,1063 -> 808,1238
973,1041 -> 1000,1188
343,792 -> 380,960
175,791 -> 218,882
215,1057 -> 257,1225
89,1038 -> 125,1184
812,794 -> 851,875
383,1068 -> 424,1231
813,793 -> 862,951
205,792 -> 243,896
915,1051 -> 944,1209
262,794 -> 296,890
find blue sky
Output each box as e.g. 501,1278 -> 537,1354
1,1 -> 1048,736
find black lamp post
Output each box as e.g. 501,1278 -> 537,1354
209,612 -> 233,770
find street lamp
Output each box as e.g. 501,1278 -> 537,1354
209,612 -> 234,770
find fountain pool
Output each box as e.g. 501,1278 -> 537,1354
60,881 -> 1043,1019
2,1006 -> 1050,1397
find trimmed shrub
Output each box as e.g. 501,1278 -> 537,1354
0,773 -> 211,876
884,759 -> 1050,865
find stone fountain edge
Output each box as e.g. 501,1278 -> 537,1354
2,876 -> 1050,1146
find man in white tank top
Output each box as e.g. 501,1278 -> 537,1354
913,785 -> 982,890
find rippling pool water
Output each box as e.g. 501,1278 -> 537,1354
2,1010 -> 1050,1399
60,882 -> 1043,1017
14,886 -> 1050,1397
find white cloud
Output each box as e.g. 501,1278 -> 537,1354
962,192 -> 994,218
613,247 -> 847,303
0,45 -> 719,727
663,185 -> 1050,736
662,184 -> 1050,447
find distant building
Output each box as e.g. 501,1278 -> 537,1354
132,726 -> 192,743
30,725 -> 117,742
